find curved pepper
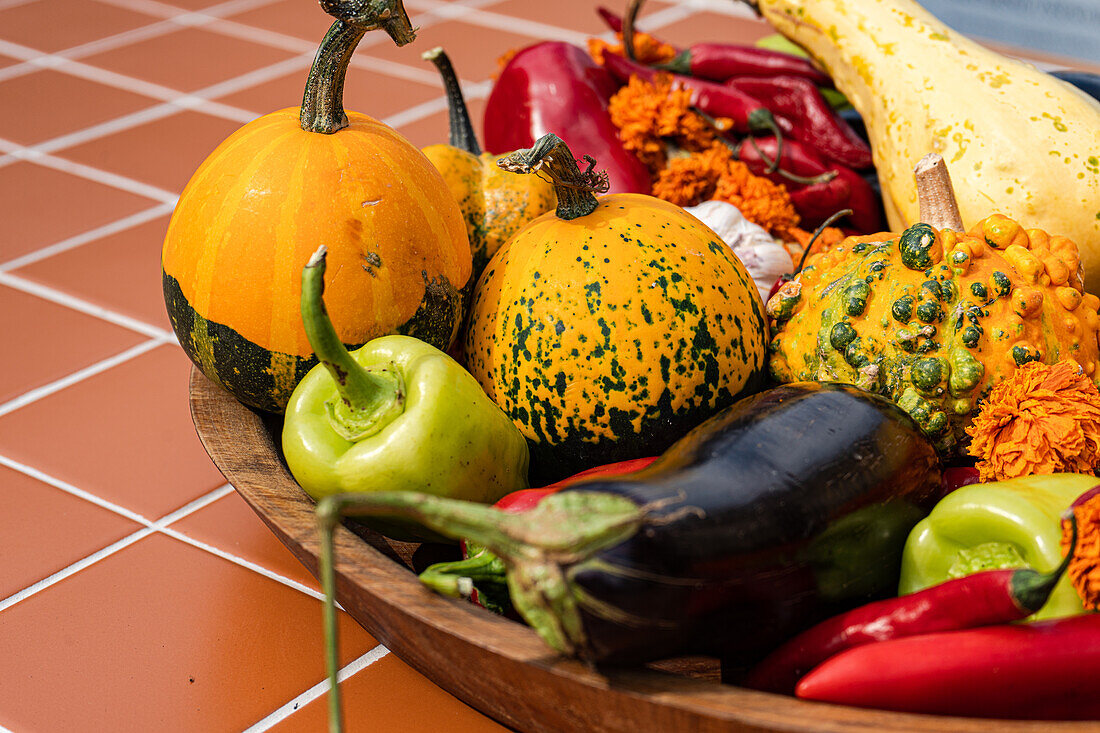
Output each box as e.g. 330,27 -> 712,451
899,473 -> 1097,620
483,41 -> 650,194
281,247 -> 530,535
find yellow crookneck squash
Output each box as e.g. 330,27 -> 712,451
755,0 -> 1100,288
465,134 -> 769,483
162,0 -> 470,413
419,48 -> 555,282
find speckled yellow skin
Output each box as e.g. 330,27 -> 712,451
422,144 -> 556,281
465,193 -> 769,481
768,215 -> 1100,454
162,107 -> 470,412
757,0 -> 1100,289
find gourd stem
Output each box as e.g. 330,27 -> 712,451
623,0 -> 644,61
300,0 -> 417,134
423,47 -> 481,155
497,134 -> 609,220
794,208 -> 853,274
301,246 -> 405,440
300,20 -> 366,134
914,153 -> 965,231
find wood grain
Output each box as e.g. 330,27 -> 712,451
189,367 -> 1094,732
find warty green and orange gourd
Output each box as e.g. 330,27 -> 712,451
465,133 -> 769,482
419,48 -> 555,284
162,0 -> 470,412
754,0 -> 1100,289
768,159 -> 1100,454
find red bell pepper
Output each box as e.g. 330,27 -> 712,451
795,612 -> 1100,719
483,42 -> 651,194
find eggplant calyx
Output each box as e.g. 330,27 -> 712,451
317,490 -> 644,657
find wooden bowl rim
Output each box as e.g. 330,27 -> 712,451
188,366 -> 1092,732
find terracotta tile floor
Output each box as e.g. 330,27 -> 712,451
1,0 -> 1093,730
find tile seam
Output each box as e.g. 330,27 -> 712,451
0,271 -> 176,339
243,644 -> 392,732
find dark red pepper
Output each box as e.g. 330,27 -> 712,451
596,5 -> 624,33
601,52 -> 792,137
483,42 -> 651,194
738,136 -> 882,233
496,456 -> 658,513
794,612 -> 1100,719
746,513 -> 1076,695
726,75 -> 872,170
942,465 -> 980,495
660,44 -> 831,86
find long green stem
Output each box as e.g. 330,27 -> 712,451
318,507 -> 344,733
422,47 -> 481,155
301,246 -> 405,440
300,0 -> 416,133
497,134 -> 609,220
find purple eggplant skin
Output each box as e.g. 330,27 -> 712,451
560,382 -> 942,666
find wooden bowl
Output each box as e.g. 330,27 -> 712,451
188,367 -> 1090,732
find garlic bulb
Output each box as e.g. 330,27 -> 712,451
685,200 -> 793,302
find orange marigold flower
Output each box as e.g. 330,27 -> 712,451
587,31 -> 676,66
607,74 -> 717,174
1062,489 -> 1100,610
967,360 -> 1100,481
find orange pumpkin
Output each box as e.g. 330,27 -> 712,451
162,2 -> 470,412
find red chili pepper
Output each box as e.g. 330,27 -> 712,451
484,42 -> 651,194
794,612 -> 1100,719
738,136 -> 882,233
727,75 -> 872,170
596,5 -> 623,33
746,514 -> 1076,694
660,44 -> 831,86
601,52 -> 792,137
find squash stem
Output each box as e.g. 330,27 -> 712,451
423,47 -> 481,155
300,0 -> 416,134
301,246 -> 405,441
497,134 -> 609,221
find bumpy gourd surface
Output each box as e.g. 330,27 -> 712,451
768,216 -> 1100,453
756,0 -> 1100,287
162,107 -> 470,412
466,193 -> 769,479
422,144 -> 556,278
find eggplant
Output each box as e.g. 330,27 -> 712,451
318,382 -> 941,667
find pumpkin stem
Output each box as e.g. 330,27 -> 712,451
301,246 -> 405,441
423,47 -> 481,156
300,0 -> 416,134
914,153 -> 964,231
497,134 -> 609,221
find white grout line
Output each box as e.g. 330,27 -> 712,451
160,525 -> 329,602
0,338 -> 167,418
444,8 -> 592,46
0,453 -> 157,526
0,202 -> 174,272
0,527 -> 157,613
0,482 -> 234,613
0,0 -> 38,10
0,271 -> 176,340
0,140 -> 178,201
244,645 -> 392,732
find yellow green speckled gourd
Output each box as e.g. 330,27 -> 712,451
768,211 -> 1100,454
465,134 -> 769,482
419,48 -> 555,281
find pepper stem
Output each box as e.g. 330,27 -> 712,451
301,246 -> 406,441
497,134 -> 609,220
1012,512 -> 1078,614
422,47 -> 481,155
622,0 -> 644,61
300,0 -> 416,134
316,490 -> 644,657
